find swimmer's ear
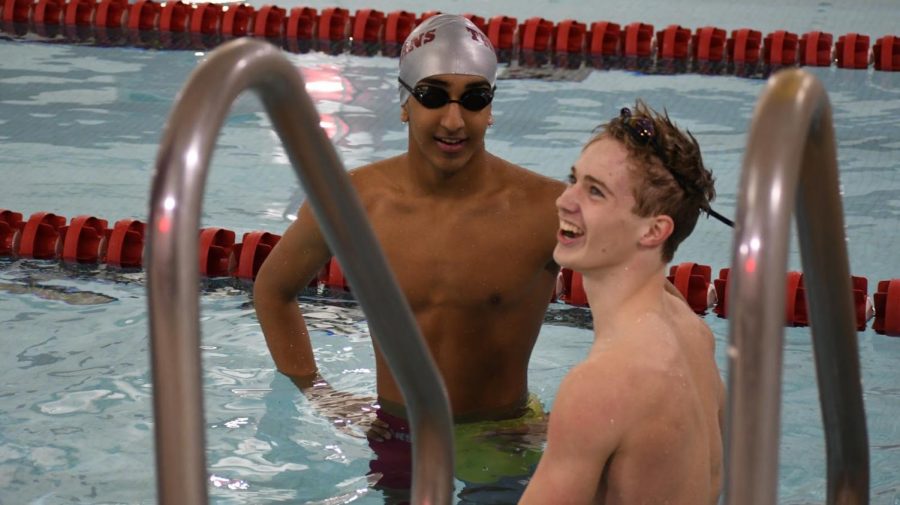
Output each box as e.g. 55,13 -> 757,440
638,214 -> 674,249
400,103 -> 409,123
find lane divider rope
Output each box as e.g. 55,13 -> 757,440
1,5 -> 898,74
1,208 -> 897,335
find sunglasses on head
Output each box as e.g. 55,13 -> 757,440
399,78 -> 495,112
615,107 -> 735,228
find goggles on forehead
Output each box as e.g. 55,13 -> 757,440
619,107 -> 667,164
615,107 -> 735,228
399,79 -> 495,112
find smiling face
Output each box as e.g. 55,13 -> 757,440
554,136 -> 670,275
401,74 -> 493,176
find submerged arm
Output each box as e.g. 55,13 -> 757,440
254,202 -> 381,437
253,202 -> 330,382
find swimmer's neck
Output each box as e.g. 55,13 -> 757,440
401,150 -> 496,196
377,392 -> 529,423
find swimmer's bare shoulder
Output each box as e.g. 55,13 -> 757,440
666,292 -> 717,355
488,154 -> 565,230
346,155 -> 404,191
340,156 -> 410,210
492,153 -> 565,194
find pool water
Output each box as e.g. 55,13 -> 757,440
1,7 -> 900,504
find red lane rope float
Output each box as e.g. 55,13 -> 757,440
284,6 -> 314,53
351,8 -> 383,45
713,268 -> 730,319
836,33 -> 870,69
19,212 -> 66,260
800,31 -> 833,66
764,30 -> 799,66
34,0 -> 64,26
784,270 -> 805,326
318,255 -> 348,291
95,0 -> 127,29
657,25 -> 691,61
317,6 -> 348,42
487,15 -> 517,58
199,227 -> 235,277
232,231 -> 279,280
0,209 -> 25,256
693,26 -> 728,64
874,35 -> 900,71
728,28 -> 762,66
160,0 -> 190,34
622,22 -> 654,59
873,280 -> 900,336
221,3 -> 254,38
588,21 -> 621,60
61,215 -> 108,263
384,9 -> 414,45
553,19 -> 587,68
128,0 -> 160,32
255,4 -> 286,40
555,19 -> 587,54
106,219 -> 145,268
2,4 -> 897,74
556,268 -> 588,307
520,17 -> 554,53
190,2 -> 223,36
2,0 -> 32,23
64,0 -> 95,27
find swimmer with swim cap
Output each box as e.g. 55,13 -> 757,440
255,9 -> 565,505
398,14 -> 498,104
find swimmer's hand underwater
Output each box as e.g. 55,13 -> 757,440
366,418 -> 392,443
291,373 -> 381,440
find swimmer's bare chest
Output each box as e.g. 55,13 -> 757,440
367,196 -> 552,312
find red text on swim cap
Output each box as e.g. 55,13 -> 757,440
401,29 -> 436,59
465,27 -> 491,48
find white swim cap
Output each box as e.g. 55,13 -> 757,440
398,14 -> 498,104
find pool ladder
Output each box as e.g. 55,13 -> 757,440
146,39 -> 870,504
724,68 -> 869,504
146,39 -> 454,505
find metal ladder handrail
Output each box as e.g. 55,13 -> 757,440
724,68 -> 869,504
146,38 -> 454,505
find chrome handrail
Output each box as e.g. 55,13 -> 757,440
724,68 -> 869,504
146,38 -> 454,505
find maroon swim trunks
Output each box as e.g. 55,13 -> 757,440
367,408 -> 413,490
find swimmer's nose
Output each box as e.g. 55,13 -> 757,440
556,184 -> 577,214
439,101 -> 465,131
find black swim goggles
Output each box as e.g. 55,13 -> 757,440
619,107 -> 668,165
399,78 -> 495,111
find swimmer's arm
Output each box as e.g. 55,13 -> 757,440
253,202 -> 331,383
520,366 -> 621,505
